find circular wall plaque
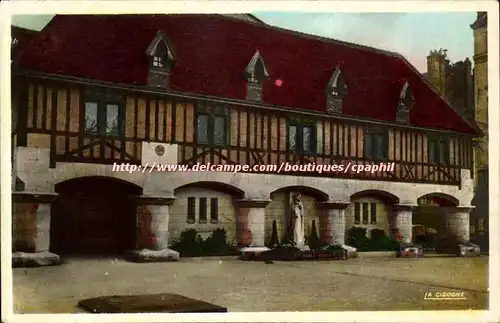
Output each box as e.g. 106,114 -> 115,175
155,145 -> 165,156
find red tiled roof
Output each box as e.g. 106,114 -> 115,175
18,14 -> 479,134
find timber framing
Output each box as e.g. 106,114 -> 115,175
12,70 -> 476,187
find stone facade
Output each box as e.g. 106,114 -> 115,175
425,49 -> 475,122
11,144 -> 476,264
169,187 -> 237,243
345,197 -> 391,234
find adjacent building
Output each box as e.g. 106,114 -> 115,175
11,14 -> 482,262
470,12 -> 489,250
424,49 -> 475,123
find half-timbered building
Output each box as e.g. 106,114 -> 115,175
11,14 -> 482,262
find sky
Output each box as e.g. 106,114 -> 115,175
11,12 -> 477,73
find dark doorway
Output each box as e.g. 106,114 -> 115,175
51,176 -> 142,256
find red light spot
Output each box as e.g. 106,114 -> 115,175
275,79 -> 283,87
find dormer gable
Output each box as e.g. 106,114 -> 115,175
244,50 -> 270,101
145,30 -> 176,88
396,80 -> 415,124
325,65 -> 348,113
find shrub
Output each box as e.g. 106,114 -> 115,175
266,220 -> 280,248
346,227 -> 400,251
274,234 -> 300,251
368,234 -> 400,251
171,228 -> 238,257
347,226 -> 370,250
370,228 -> 386,240
308,220 -> 323,251
170,228 -> 203,257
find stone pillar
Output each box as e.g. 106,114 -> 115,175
12,192 -> 60,267
129,195 -> 180,262
445,206 -> 472,244
392,204 -> 416,244
319,201 -> 350,245
234,199 -> 270,250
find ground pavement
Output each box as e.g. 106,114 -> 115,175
13,256 -> 488,313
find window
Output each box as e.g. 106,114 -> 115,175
210,198 -> 218,223
354,202 -> 361,224
370,203 -> 377,224
152,56 -> 164,68
196,114 -> 227,146
428,137 -> 449,164
362,202 -> 369,224
354,202 -> 377,225
84,101 -> 123,136
364,128 -> 388,160
199,197 -> 207,223
287,123 -> 316,154
187,197 -> 196,223
84,102 -> 98,133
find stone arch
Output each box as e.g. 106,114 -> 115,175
267,185 -> 328,244
52,163 -> 146,190
174,181 -> 245,199
417,193 -> 459,207
350,189 -> 400,205
55,175 -> 143,195
348,189 -> 399,238
270,185 -> 329,202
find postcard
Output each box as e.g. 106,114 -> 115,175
1,1 -> 498,323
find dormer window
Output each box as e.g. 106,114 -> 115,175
326,65 -> 348,113
145,30 -> 176,89
244,50 -> 270,101
152,56 -> 164,68
396,80 -> 415,124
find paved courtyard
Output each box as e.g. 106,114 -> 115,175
13,256 -> 488,313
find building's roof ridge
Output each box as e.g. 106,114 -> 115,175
216,13 -> 403,59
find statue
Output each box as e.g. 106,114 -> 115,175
290,193 -> 305,249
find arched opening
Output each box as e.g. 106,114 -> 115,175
347,190 -> 399,238
51,176 -> 143,256
413,193 -> 459,251
417,193 -> 459,207
267,186 -> 329,245
270,186 -> 329,202
350,190 -> 400,205
174,181 -> 245,199
169,181 -> 245,244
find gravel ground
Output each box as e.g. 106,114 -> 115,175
12,256 -> 488,313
